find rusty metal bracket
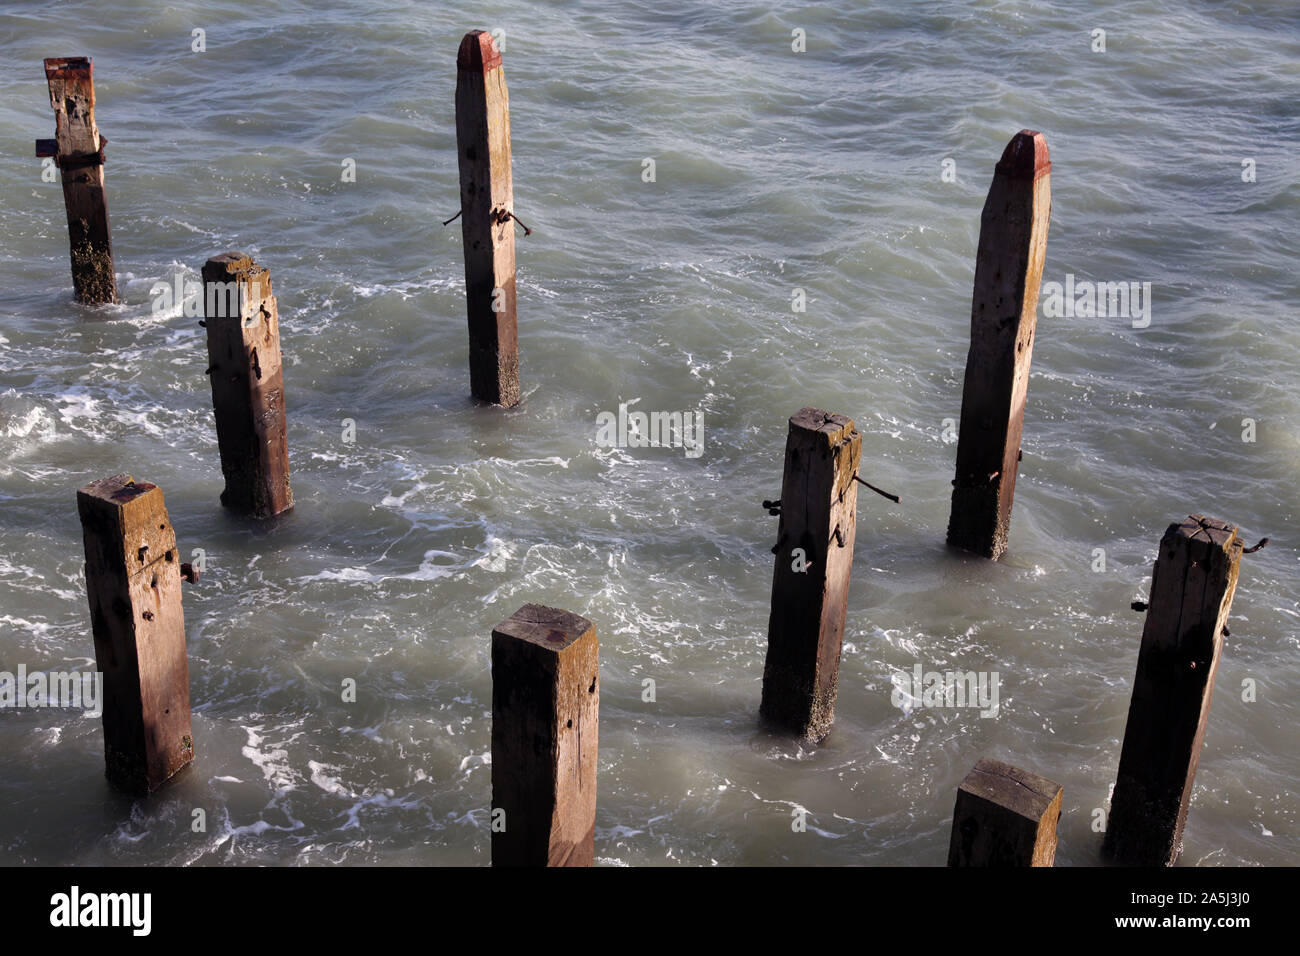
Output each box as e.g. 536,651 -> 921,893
494,208 -> 533,236
36,135 -> 107,170
853,474 -> 900,503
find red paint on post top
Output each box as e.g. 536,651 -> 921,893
457,31 -> 502,72
44,56 -> 93,81
995,129 -> 1051,181
109,480 -> 157,502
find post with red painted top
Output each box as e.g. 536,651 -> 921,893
77,474 -> 193,795
36,57 -> 118,304
947,130 -> 1052,559
455,30 -> 522,407
491,604 -> 598,866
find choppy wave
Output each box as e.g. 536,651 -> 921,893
0,0 -> 1296,866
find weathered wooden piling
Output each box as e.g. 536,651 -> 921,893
759,408 -> 861,741
947,130 -> 1051,559
202,252 -> 293,519
36,57 -> 118,304
455,30 -> 521,407
1103,515 -> 1244,866
77,475 -> 193,795
948,757 -> 1063,867
491,604 -> 598,866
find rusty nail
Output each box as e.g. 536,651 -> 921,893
852,474 -> 900,503
505,211 -> 533,236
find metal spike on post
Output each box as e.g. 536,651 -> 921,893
491,604 -> 598,866
77,474 -> 193,795
759,407 -> 861,741
455,30 -> 522,407
948,758 -> 1063,866
947,130 -> 1051,559
1103,515 -> 1245,866
37,57 -> 118,304
201,252 -> 293,519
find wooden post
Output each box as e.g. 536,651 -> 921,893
948,757 -> 1063,867
202,252 -> 293,519
76,474 -> 193,795
36,57 -> 118,304
491,604 -> 598,866
759,407 -> 861,741
947,130 -> 1051,559
1103,515 -> 1244,866
455,30 -> 521,408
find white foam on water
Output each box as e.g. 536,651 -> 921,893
457,751 -> 490,774
0,401 -> 56,444
351,276 -> 460,299
308,760 -> 353,797
240,724 -> 302,794
0,557 -> 39,580
472,536 -> 514,573
295,548 -> 466,584
0,615 -> 54,637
